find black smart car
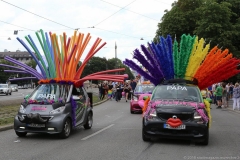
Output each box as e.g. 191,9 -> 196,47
142,79 -> 210,145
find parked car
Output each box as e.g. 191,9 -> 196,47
0,84 -> 12,95
142,79 -> 210,145
10,84 -> 18,92
130,83 -> 155,113
14,83 -> 93,139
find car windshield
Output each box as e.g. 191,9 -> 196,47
134,84 -> 155,94
151,85 -> 201,102
0,84 -> 7,88
28,84 -> 70,103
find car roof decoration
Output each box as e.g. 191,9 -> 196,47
123,34 -> 240,90
0,29 -> 128,87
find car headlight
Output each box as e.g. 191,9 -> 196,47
147,109 -> 157,120
19,105 -> 26,113
194,111 -> 203,123
133,96 -> 138,101
50,106 -> 66,114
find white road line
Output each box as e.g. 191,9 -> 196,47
81,124 -> 114,140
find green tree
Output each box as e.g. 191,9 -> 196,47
194,1 -> 238,56
154,0 -> 204,42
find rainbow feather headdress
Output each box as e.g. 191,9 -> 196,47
123,34 -> 240,90
0,29 -> 127,86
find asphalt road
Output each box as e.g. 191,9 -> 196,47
0,88 -> 34,101
0,100 -> 240,160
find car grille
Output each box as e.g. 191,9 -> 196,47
22,115 -> 54,121
157,113 -> 193,121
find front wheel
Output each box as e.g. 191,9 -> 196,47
84,112 -> 93,129
15,131 -> 27,137
59,118 -> 72,139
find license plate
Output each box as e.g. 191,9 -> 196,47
27,123 -> 45,128
164,124 -> 186,130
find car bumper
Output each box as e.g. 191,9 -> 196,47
130,100 -> 142,112
143,118 -> 208,142
14,113 -> 69,134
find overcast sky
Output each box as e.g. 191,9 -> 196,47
0,0 -> 176,62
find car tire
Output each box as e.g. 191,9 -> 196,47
142,128 -> 151,142
59,118 -> 72,139
15,131 -> 27,137
84,112 -> 93,129
9,92 -> 11,95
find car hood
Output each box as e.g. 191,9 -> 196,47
152,100 -> 205,113
23,102 -> 65,115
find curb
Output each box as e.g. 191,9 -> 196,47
0,99 -> 109,132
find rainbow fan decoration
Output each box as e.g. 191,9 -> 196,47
0,29 -> 127,85
123,34 -> 240,89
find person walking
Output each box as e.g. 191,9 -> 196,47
215,83 -> 223,109
232,83 -> 240,110
123,82 -> 131,102
115,82 -> 121,102
221,82 -> 228,108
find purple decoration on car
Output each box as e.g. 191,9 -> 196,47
70,96 -> 77,127
9,77 -> 38,81
17,37 -> 47,79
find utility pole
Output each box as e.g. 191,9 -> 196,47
115,42 -> 117,59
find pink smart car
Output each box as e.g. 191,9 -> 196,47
130,83 -> 155,114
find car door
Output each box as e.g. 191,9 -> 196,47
73,87 -> 87,126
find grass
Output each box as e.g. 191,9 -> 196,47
0,95 -> 103,127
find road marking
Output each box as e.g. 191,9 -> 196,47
81,124 -> 114,140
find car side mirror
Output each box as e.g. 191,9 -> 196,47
24,95 -> 29,99
143,96 -> 149,100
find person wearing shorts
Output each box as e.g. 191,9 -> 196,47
215,83 -> 223,109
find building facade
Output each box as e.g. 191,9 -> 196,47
0,50 -> 33,63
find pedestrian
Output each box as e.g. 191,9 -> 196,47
221,82 -> 228,108
107,81 -> 113,100
232,83 -> 240,110
123,82 -> 131,102
229,82 -> 234,100
215,83 -> 223,109
115,82 -> 122,102
130,79 -> 137,99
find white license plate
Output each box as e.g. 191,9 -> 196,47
164,124 -> 186,130
27,123 -> 45,128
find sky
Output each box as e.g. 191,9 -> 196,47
0,0 -> 176,62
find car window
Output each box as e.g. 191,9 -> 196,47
29,84 -> 69,103
134,84 -> 155,93
151,85 -> 201,102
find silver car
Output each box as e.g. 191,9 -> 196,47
14,83 -> 93,139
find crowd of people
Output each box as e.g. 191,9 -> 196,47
98,78 -> 138,102
202,82 -> 238,110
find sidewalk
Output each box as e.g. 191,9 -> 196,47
0,98 -> 109,132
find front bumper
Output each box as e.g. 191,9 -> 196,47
143,118 -> 208,142
130,100 -> 142,112
14,113 -> 69,134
